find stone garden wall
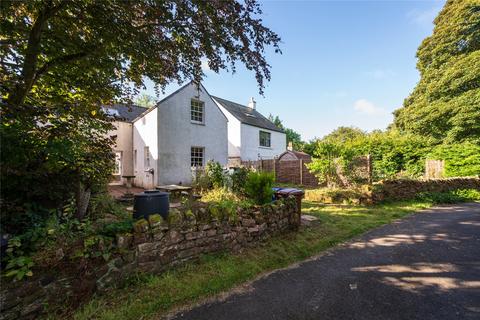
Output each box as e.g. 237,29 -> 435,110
0,197 -> 300,320
372,177 -> 480,202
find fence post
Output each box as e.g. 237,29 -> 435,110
273,159 -> 277,181
367,154 -> 372,184
299,159 -> 303,185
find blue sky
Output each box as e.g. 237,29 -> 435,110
143,0 -> 445,140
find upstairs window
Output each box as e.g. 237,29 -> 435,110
191,99 -> 204,123
191,147 -> 204,167
259,131 -> 271,147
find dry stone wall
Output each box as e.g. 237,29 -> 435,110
372,178 -> 480,202
1,197 -> 300,320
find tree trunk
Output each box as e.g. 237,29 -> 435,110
75,181 -> 91,220
7,1 -> 66,107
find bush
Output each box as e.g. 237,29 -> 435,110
88,191 -> 129,220
428,142 -> 480,177
416,189 -> 480,204
201,188 -> 242,203
245,171 -> 274,205
230,167 -> 249,194
192,168 -> 213,192
205,161 -> 225,188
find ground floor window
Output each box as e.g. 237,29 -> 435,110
114,151 -> 122,175
191,147 -> 204,167
144,146 -> 150,167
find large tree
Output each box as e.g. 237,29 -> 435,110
268,114 -> 304,150
2,0 -> 280,108
1,0 -> 280,222
393,0 -> 480,143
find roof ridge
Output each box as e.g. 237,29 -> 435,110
212,96 -> 249,109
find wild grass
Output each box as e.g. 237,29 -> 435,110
73,199 -> 433,320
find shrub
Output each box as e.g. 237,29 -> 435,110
231,167 -> 250,194
205,161 -> 225,188
416,189 -> 480,204
428,142 -> 480,177
99,220 -> 134,238
88,191 -> 129,220
245,171 -> 274,205
192,168 -> 213,192
201,188 -> 242,203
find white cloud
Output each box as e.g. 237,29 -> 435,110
407,6 -> 442,27
353,99 -> 387,115
365,69 -> 396,80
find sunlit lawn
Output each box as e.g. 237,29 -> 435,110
73,200 -> 432,320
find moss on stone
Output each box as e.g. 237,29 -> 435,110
148,214 -> 163,225
133,219 -> 149,233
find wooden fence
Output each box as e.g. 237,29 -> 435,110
238,155 -> 373,188
240,159 -> 320,187
425,159 -> 445,179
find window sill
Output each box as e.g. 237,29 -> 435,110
259,146 -> 272,149
191,121 -> 205,126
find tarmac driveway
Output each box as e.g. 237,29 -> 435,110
174,203 -> 480,320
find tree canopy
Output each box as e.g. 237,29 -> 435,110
393,0 -> 480,143
268,114 -> 303,150
2,0 -> 281,111
135,93 -> 157,109
1,0 -> 281,225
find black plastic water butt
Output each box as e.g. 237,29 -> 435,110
133,190 -> 169,220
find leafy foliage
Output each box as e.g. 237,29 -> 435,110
393,0 -> 480,143
134,93 -> 156,109
268,114 -> 303,150
1,0 -> 281,234
428,142 -> 480,177
416,189 -> 480,204
245,171 -> 274,205
307,141 -> 344,187
1,108 -> 115,224
205,161 -> 226,189
201,188 -> 242,203
230,167 -> 250,195
2,0 -> 281,110
308,129 -> 435,185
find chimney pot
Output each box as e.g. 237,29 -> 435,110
248,97 -> 256,110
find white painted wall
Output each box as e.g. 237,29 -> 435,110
214,102 -> 242,158
156,83 -> 228,185
240,124 -> 286,160
133,108 -> 158,189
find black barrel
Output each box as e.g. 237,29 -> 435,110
133,190 -> 169,220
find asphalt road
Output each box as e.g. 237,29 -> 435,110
173,203 -> 480,320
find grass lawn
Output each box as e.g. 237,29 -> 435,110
73,199 -> 433,320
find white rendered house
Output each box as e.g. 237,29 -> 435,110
212,96 -> 286,162
108,82 -> 229,188
107,82 -> 284,188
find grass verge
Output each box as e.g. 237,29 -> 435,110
73,199 -> 433,320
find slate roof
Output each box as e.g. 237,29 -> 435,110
104,104 -> 148,123
212,96 -> 284,133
